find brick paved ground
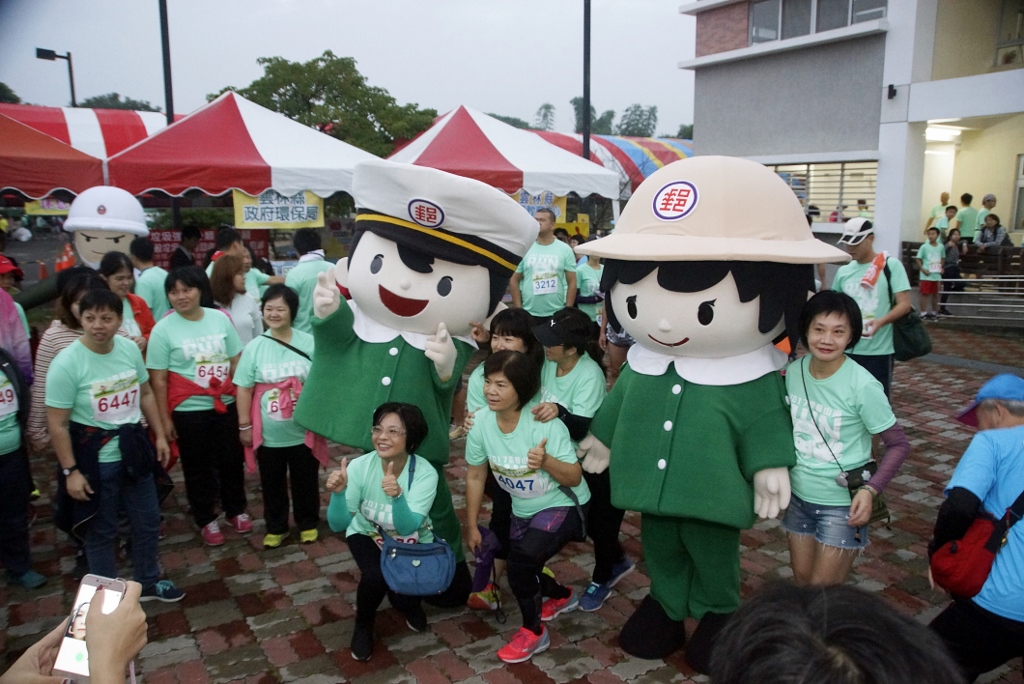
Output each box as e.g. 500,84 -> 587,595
2,324 -> 1022,684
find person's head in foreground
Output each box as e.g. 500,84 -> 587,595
956,374 -> 1024,430
709,582 -> 964,684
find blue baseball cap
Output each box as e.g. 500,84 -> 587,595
957,374 -> 1024,427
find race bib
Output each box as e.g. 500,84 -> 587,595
0,376 -> 18,418
194,354 -> 230,388
928,257 -> 942,272
265,388 -> 287,422
493,462 -> 551,499
532,273 -> 558,296
372,530 -> 420,549
90,375 -> 140,423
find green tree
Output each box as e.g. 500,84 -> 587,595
0,82 -> 20,104
488,113 -> 531,129
80,92 -> 161,111
676,123 -> 693,139
570,97 -> 614,135
534,103 -> 556,131
615,104 -> 658,137
211,50 -> 436,158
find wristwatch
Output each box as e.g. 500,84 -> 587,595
62,465 -> 79,476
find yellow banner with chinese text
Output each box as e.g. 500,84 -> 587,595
233,190 -> 324,229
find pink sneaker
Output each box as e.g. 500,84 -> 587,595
201,521 -> 225,546
226,513 -> 253,534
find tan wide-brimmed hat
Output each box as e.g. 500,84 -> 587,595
576,156 -> 849,264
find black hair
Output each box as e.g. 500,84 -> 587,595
960,193 -> 972,205
944,205 -> 958,213
261,283 -> 299,323
349,227 -> 508,316
547,307 -> 603,363
56,266 -> 99,295
799,290 -> 863,351
985,213 -> 1000,226
709,582 -> 965,684
77,288 -> 123,318
180,223 -> 202,242
98,251 -> 133,278
58,272 -> 109,327
601,260 -> 814,350
130,236 -> 155,262
293,228 -> 322,255
214,227 -> 242,250
489,307 -> 545,367
164,265 -> 216,308
483,350 -> 541,410
554,227 -> 570,239
947,228 -> 960,240
372,402 -> 429,455
926,226 -> 940,234
536,208 -> 556,222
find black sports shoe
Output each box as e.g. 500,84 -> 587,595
405,605 -> 428,633
351,623 -> 373,661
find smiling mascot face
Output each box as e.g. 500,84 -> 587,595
346,231 -> 492,337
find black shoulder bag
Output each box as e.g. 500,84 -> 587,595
883,262 -> 931,362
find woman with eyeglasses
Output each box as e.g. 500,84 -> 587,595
325,402 -> 438,662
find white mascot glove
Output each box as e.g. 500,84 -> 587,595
753,467 -> 791,520
576,433 -> 610,474
425,322 -> 457,382
313,266 -> 341,320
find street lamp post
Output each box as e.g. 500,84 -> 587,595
582,0 -> 591,161
35,48 -> 76,107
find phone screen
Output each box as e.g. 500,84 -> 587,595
54,577 -> 125,679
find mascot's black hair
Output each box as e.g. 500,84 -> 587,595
600,260 -> 814,351
349,225 -> 510,316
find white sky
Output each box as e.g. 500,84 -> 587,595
0,0 -> 696,137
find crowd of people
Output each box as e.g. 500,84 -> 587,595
0,209 -> 1021,683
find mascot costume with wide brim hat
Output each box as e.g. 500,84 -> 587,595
295,158 -> 538,605
63,186 -> 150,269
575,156 -> 849,671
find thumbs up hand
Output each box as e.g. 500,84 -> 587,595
382,459 -> 402,498
527,438 -> 548,471
326,457 -> 348,493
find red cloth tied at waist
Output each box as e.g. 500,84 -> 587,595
243,377 -> 328,473
167,371 -> 236,414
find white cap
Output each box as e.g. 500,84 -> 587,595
64,186 -> 149,236
352,159 -> 538,272
837,217 -> 874,246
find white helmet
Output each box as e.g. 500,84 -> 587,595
64,186 -> 148,236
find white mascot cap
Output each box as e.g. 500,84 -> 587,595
64,186 -> 149,237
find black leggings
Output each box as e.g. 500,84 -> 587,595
172,405 -> 247,527
347,533 -> 422,627
584,469 -> 627,584
256,444 -> 320,534
507,509 -> 582,631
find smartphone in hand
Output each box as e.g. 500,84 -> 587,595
53,574 -> 127,682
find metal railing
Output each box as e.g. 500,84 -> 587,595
935,276 -> 1024,326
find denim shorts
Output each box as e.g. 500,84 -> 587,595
782,493 -> 868,550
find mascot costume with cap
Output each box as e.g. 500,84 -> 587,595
295,159 -> 538,605
576,156 -> 849,671
63,186 -> 150,269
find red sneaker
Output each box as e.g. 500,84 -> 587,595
497,626 -> 550,663
541,588 -> 579,621
225,513 -> 253,534
201,521 -> 225,546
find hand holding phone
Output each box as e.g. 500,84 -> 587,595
85,582 -> 147,684
53,575 -> 128,682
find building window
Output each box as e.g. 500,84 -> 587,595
996,0 -> 1024,67
770,162 -> 878,225
750,0 -> 886,46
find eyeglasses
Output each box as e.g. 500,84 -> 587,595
371,426 -> 406,439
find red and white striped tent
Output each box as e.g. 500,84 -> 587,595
106,92 -> 377,197
0,113 -> 104,199
0,103 -> 172,160
388,106 -> 619,199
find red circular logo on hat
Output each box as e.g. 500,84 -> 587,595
96,205 -> 107,215
408,199 -> 444,228
652,181 -> 699,221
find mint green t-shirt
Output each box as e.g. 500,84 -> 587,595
246,269 -> 270,300
284,259 -> 331,334
343,452 -> 437,543
785,356 -> 896,506
121,299 -> 142,338
233,331 -> 314,447
515,240 -> 578,318
976,208 -> 991,235
831,257 -> 911,356
0,370 -> 21,456
466,364 -> 487,414
46,337 -> 149,463
956,206 -> 979,239
916,242 -> 945,281
466,408 -> 590,519
146,309 -> 243,412
539,356 -> 606,447
14,302 -> 29,339
576,263 -> 603,323
135,266 -> 170,320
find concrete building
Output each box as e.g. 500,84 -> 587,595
679,0 -> 1024,254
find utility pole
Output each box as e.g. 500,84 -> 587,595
158,0 -> 181,229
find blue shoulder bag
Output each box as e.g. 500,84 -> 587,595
377,456 -> 456,596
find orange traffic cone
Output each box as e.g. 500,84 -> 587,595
37,261 -> 48,280
54,244 -> 76,272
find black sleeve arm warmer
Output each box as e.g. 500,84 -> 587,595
928,487 -> 982,557
556,404 -> 593,443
